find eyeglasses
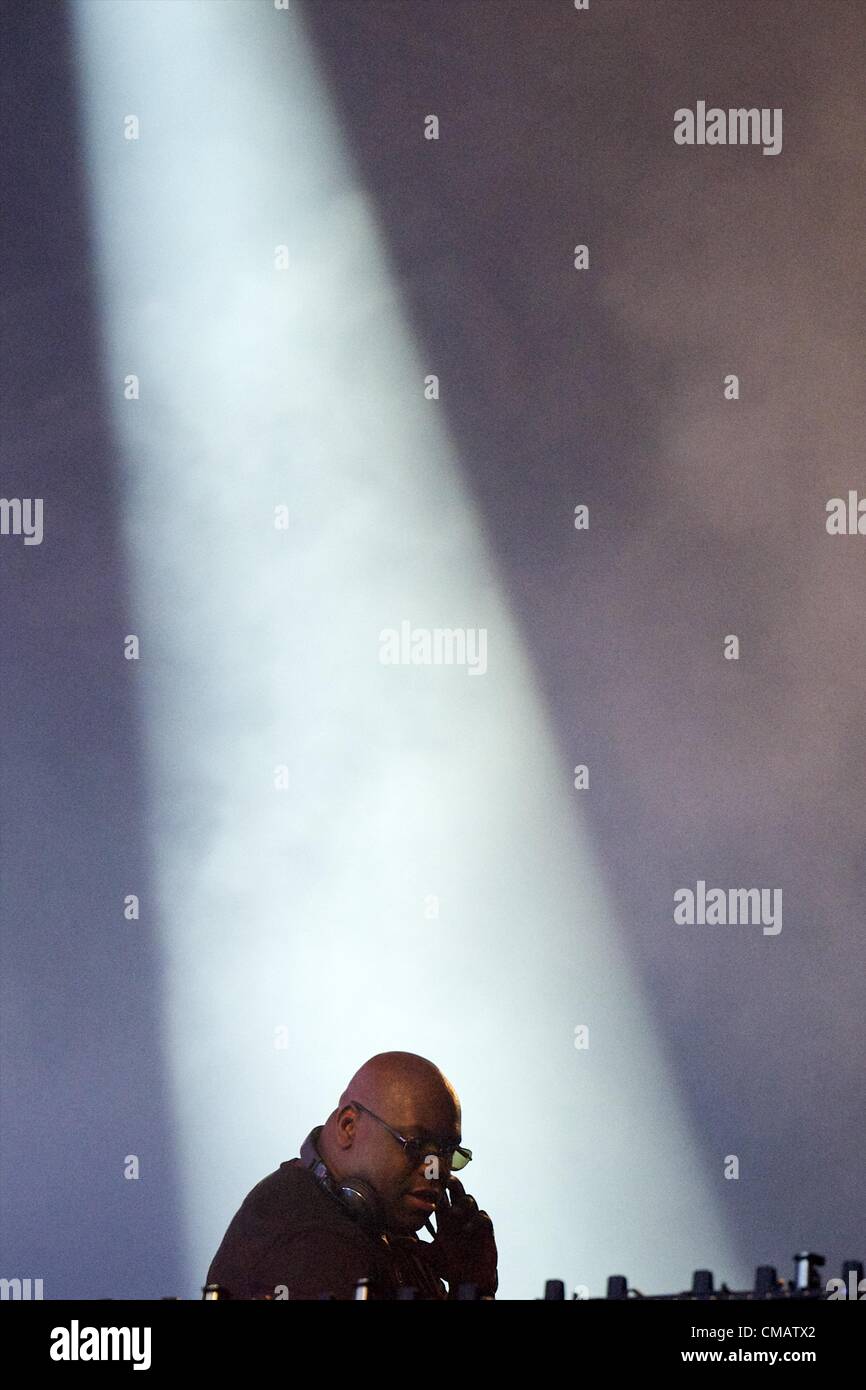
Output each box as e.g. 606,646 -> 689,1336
348,1099 -> 472,1171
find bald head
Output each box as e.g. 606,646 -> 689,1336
317,1052 -> 462,1234
337,1051 -> 458,1123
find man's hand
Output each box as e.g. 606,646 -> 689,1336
425,1177 -> 498,1296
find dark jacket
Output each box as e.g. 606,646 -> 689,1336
206,1158 -> 448,1300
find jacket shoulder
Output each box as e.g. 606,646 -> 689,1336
206,1159 -> 382,1298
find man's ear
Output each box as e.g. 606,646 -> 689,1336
335,1103 -> 358,1148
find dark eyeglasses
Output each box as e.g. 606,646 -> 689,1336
348,1099 -> 472,1171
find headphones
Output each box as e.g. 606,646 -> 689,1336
300,1125 -> 387,1237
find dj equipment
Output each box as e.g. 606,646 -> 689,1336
201,1248 -> 863,1301
539,1252 -> 864,1300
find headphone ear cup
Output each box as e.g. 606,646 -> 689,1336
337,1175 -> 387,1235
299,1129 -> 387,1236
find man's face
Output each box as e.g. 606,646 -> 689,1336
342,1098 -> 462,1234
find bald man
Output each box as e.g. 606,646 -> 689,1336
205,1051 -> 498,1299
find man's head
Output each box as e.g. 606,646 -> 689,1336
317,1051 -> 462,1235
